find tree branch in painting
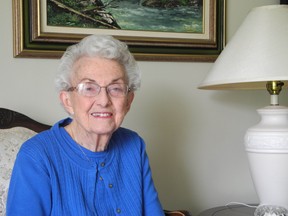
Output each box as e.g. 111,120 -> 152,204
47,0 -> 120,29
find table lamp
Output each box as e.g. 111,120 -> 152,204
198,5 -> 288,216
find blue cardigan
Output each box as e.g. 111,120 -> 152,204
7,118 -> 164,216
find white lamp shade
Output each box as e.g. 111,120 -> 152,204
199,5 -> 288,90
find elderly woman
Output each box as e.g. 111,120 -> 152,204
7,35 -> 164,216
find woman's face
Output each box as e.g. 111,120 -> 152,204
60,56 -> 134,137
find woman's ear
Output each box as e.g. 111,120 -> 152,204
126,92 -> 135,112
59,91 -> 74,115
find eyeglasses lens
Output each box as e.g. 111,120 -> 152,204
77,83 -> 128,97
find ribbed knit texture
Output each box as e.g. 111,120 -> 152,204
7,118 -> 164,216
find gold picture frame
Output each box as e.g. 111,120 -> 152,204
13,0 -> 225,61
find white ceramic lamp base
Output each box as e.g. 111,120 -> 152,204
245,106 -> 288,216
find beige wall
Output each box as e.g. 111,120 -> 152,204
1,0 -> 283,214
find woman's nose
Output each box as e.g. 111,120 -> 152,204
96,87 -> 111,106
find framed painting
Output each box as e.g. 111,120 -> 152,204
13,0 -> 225,61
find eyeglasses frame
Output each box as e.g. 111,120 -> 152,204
67,82 -> 131,98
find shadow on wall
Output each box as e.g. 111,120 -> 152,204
134,85 -> 196,212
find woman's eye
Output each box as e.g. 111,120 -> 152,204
112,87 -> 122,92
85,87 -> 94,91
84,84 -> 98,92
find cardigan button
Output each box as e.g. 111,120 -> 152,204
109,183 -> 113,188
116,208 -> 121,213
100,162 -> 105,167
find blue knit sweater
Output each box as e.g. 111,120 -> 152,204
7,118 -> 164,216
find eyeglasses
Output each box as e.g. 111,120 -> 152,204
67,82 -> 130,98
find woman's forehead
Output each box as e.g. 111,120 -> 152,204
71,56 -> 127,83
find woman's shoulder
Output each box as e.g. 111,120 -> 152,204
23,117 -> 69,147
111,127 -> 146,151
20,129 -> 53,152
116,127 -> 137,134
114,127 -> 143,141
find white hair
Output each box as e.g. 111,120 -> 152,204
55,35 -> 141,93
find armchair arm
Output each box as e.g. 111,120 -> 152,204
164,209 -> 192,216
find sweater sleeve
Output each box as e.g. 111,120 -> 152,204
141,141 -> 165,216
6,144 -> 52,216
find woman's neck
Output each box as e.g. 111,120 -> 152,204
65,124 -> 110,152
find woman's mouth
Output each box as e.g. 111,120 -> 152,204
91,112 -> 113,118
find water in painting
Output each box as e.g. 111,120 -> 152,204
47,0 -> 203,33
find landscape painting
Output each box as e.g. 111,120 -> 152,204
47,0 -> 204,34
12,0 -> 225,61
